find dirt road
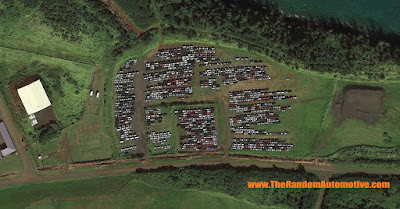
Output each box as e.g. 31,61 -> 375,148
3,155 -> 400,189
0,93 -> 36,179
101,0 -> 163,49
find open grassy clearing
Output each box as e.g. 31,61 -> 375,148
26,181 -> 271,209
0,174 -> 131,209
318,80 -> 400,156
0,154 -> 23,175
0,0 -> 102,63
66,68 -> 112,163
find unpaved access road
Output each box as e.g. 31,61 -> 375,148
3,155 -> 400,189
0,94 -> 36,180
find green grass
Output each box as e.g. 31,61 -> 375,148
25,180 -> 273,209
151,156 -> 224,165
0,48 -> 95,167
0,166 -> 320,209
0,47 -> 93,129
318,81 -> 400,156
66,69 -> 112,163
0,154 -> 23,175
0,1 -> 101,64
0,174 -> 131,209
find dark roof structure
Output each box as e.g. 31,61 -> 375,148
0,121 -> 16,156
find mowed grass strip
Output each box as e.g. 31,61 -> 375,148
67,68 -> 112,163
0,174 -> 131,209
25,180 -> 273,209
0,154 -> 23,176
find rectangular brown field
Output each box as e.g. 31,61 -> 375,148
340,86 -> 385,124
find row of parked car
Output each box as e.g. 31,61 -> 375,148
114,59 -> 140,152
144,46 -> 219,102
145,86 -> 193,102
155,45 -> 216,61
145,108 -> 164,127
229,102 -> 292,113
199,65 -> 271,86
148,131 -> 172,151
175,108 -> 218,151
230,112 -> 280,127
228,89 -> 296,104
231,138 -> 293,152
200,77 -> 220,89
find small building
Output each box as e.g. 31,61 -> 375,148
0,121 -> 16,157
17,80 -> 57,128
17,80 -> 51,115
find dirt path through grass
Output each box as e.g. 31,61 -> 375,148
101,0 -> 163,48
0,93 -> 36,179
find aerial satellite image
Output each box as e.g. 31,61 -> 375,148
0,0 -> 399,208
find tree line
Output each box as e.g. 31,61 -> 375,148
154,0 -> 400,80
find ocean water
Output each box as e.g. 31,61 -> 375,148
266,0 -> 400,35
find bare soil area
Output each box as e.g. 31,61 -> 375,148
333,85 -> 385,124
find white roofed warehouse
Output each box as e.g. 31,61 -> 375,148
17,80 -> 51,115
17,79 -> 58,128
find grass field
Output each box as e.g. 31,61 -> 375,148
317,80 -> 400,156
0,154 -> 23,175
66,68 -> 112,163
0,166 -> 320,209
0,174 -> 132,209
0,1 -> 101,64
26,181 -> 272,209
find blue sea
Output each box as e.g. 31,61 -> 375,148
267,0 -> 400,35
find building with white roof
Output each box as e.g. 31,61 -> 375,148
17,80 -> 51,115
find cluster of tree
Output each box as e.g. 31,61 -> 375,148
133,164 -> 320,208
114,0 -> 158,30
154,0 -> 400,79
383,132 -> 393,144
38,0 -> 136,56
322,173 -> 400,208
